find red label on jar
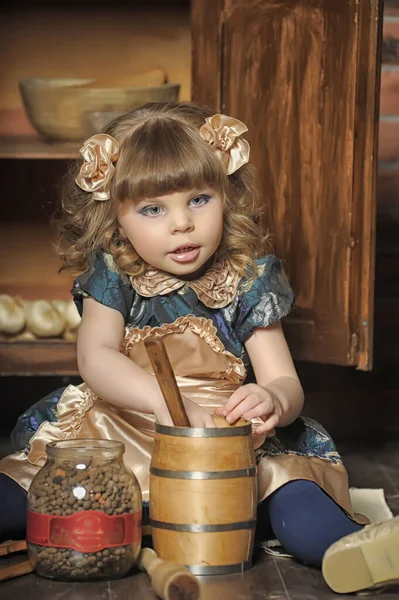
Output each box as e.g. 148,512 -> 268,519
27,510 -> 142,553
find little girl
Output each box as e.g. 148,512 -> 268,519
0,101 -> 395,594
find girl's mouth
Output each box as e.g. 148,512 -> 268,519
168,245 -> 201,264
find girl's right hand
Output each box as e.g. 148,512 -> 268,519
155,396 -> 216,428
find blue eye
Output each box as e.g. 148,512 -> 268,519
190,194 -> 210,207
140,205 -> 164,217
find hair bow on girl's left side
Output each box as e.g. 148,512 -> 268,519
75,134 -> 120,201
200,114 -> 250,175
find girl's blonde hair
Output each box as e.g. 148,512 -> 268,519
56,102 -> 269,277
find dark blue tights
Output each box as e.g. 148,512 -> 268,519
0,475 -> 362,567
258,479 -> 363,566
0,474 -> 27,541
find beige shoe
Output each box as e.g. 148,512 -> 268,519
322,516 -> 399,594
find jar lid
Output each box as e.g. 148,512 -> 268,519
46,439 -> 125,458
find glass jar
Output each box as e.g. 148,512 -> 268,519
27,439 -> 142,581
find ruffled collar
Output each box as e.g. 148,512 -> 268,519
130,260 -> 240,309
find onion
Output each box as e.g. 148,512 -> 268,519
25,300 -> 66,337
0,294 -> 26,334
11,330 -> 37,341
52,300 -> 68,317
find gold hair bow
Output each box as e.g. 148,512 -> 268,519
200,114 -> 250,175
75,134 -> 120,201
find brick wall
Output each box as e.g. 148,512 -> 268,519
379,1 -> 399,199
375,1 -> 399,364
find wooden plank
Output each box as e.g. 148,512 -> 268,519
0,340 -> 78,376
219,0 -> 369,366
0,137 -> 80,160
1,159 -> 67,221
191,0 -> 224,109
348,0 -> 382,370
0,109 -> 38,137
0,223 -> 73,300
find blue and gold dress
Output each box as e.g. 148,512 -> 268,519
0,252 -> 365,525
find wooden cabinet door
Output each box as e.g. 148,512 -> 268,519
192,0 -> 382,369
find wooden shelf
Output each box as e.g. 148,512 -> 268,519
0,339 -> 78,376
1,224 -> 77,375
0,137 -> 80,160
0,223 -> 73,299
0,144 -> 79,378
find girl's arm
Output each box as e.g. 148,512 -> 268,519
245,321 -> 304,425
77,297 -> 165,416
216,322 -> 304,433
77,297 -> 214,427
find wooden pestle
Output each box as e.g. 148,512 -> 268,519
0,540 -> 200,599
138,548 -> 200,600
144,338 -> 190,427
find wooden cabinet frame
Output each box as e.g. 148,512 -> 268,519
192,0 -> 383,369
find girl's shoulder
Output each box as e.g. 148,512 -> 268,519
234,255 -> 295,343
238,254 -> 293,297
71,251 -> 134,320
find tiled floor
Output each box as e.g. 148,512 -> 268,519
1,440 -> 399,599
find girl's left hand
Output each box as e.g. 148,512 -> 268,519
214,383 -> 283,434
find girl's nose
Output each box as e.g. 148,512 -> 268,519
169,211 -> 194,234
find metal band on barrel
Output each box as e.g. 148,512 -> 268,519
150,466 -> 256,480
187,561 -> 252,575
155,423 -> 251,437
149,518 -> 256,533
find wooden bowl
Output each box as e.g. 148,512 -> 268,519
19,78 -> 180,141
81,111 -> 127,138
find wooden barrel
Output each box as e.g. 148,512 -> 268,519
149,416 -> 257,575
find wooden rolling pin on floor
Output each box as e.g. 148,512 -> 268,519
138,547 -> 200,600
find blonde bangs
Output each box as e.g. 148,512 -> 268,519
112,118 -> 227,202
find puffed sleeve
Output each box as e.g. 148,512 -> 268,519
235,255 -> 294,343
71,251 -> 135,321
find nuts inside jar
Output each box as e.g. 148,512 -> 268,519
27,456 -> 142,581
